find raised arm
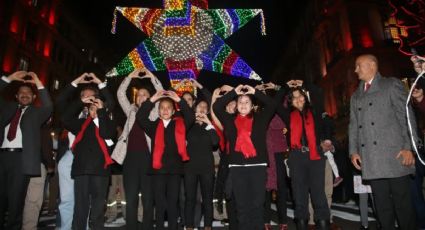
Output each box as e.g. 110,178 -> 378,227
192,79 -> 212,106
168,90 -> 195,129
25,72 -> 53,123
117,74 -> 133,115
136,91 -> 162,138
213,88 -> 237,128
95,98 -> 116,140
61,99 -> 85,135
210,88 -> 224,131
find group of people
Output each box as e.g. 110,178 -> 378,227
0,53 -> 424,230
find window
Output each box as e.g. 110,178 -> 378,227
18,57 -> 29,71
384,15 -> 408,44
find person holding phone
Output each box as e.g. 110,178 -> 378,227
61,94 -> 116,230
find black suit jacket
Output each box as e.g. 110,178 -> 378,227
0,79 -> 53,176
213,90 -> 277,165
61,100 -> 116,177
55,83 -> 115,162
137,99 -> 195,174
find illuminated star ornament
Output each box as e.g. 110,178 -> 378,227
107,0 -> 266,94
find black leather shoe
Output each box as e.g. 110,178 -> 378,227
315,219 -> 330,230
296,219 -> 308,230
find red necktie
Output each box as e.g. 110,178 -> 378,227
7,107 -> 23,141
364,83 -> 371,92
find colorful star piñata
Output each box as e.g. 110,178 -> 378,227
108,0 -> 266,94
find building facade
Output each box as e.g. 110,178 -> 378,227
273,0 -> 418,118
0,0 -> 102,95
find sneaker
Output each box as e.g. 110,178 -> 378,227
333,177 -> 343,187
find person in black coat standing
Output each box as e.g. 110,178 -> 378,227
213,84 -> 277,230
184,97 -> 219,230
62,95 -> 116,230
0,71 -> 52,230
284,80 -> 331,230
137,90 -> 195,230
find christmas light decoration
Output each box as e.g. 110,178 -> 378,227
108,0 -> 266,94
388,0 -> 425,55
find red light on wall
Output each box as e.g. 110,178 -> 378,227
9,16 -> 19,33
2,58 -> 13,73
44,38 -> 51,57
48,9 -> 56,25
360,28 -> 374,48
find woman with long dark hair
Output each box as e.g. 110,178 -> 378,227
213,84 -> 277,230
285,81 -> 331,230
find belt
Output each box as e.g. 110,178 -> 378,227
301,146 -> 309,152
0,148 -> 23,152
292,146 -> 310,153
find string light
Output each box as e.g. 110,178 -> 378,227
108,0 -> 266,94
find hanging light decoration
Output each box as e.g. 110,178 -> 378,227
108,0 -> 266,94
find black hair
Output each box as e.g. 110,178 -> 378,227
136,85 -> 154,97
194,98 -> 210,113
159,97 -> 176,110
17,83 -> 37,95
181,91 -> 196,101
80,84 -> 99,97
287,86 -> 311,112
235,94 -> 257,116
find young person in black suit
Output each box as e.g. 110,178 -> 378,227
137,90 -> 195,230
62,95 -> 116,230
55,73 -> 115,230
184,96 -> 219,230
213,84 -> 277,230
0,71 -> 52,230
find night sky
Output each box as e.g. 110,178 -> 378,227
62,0 -> 307,89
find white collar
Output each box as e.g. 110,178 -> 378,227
162,119 -> 171,128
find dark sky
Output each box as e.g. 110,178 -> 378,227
63,0 -> 307,89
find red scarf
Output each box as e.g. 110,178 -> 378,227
290,110 -> 321,160
71,117 -> 114,168
152,117 -> 189,169
234,114 -> 257,158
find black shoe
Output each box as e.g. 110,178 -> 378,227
296,219 -> 308,230
315,219 -> 330,230
360,226 -> 369,230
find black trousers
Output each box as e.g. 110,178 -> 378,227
264,152 -> 289,224
184,173 -> 214,228
370,176 -> 416,230
0,151 -> 29,230
153,174 -> 181,230
230,166 -> 267,230
123,151 -> 153,230
288,150 -> 330,221
73,175 -> 109,230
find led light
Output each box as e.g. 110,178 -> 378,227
108,0 -> 266,94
